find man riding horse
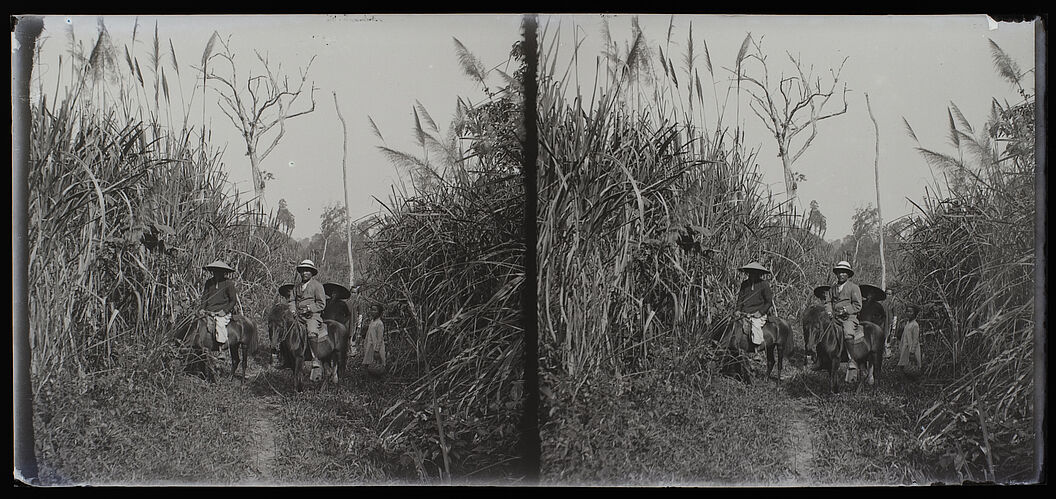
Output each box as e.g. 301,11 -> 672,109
289,259 -> 328,381
199,260 -> 239,361
826,261 -> 866,380
734,261 -> 775,366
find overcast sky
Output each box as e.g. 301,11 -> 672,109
31,14 -> 1036,241
33,14 -> 524,239
541,14 -> 1037,240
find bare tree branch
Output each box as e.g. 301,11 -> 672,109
200,37 -> 317,200
739,40 -> 850,200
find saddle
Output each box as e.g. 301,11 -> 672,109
840,319 -> 868,347
296,316 -> 333,356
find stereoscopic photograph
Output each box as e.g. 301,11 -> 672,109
13,12 -> 1044,487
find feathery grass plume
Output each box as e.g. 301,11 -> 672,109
903,117 -> 920,143
201,31 -> 219,69
947,107 -> 961,148
665,14 -> 675,48
453,37 -> 489,93
412,107 -> 427,150
169,39 -> 180,77
415,100 -> 439,133
124,45 -> 135,75
916,148 -> 961,171
133,58 -> 144,86
367,115 -> 385,142
658,46 -> 669,78
735,33 -> 752,75
988,39 -> 1022,89
682,21 -> 695,78
702,38 -> 713,75
949,102 -> 973,134
161,67 -> 170,104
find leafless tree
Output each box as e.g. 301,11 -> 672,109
202,34 -> 317,206
739,36 -> 849,205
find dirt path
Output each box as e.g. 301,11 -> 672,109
237,363 -> 280,485
787,401 -> 816,480
247,404 -> 278,482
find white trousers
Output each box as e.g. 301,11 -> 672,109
213,314 -> 231,344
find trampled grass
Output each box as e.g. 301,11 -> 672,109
542,351 -> 961,486
33,351 -> 436,485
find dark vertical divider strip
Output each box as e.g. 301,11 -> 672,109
13,15 -> 44,486
518,14 -> 541,483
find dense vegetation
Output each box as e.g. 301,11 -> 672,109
537,17 -> 1037,485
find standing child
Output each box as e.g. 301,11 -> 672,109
898,304 -> 923,373
362,304 -> 386,374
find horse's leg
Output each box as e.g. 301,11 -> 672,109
830,357 -> 840,394
856,358 -> 868,393
238,344 -> 247,382
229,344 -> 239,378
294,355 -> 303,392
203,349 -> 216,382
776,342 -> 784,381
329,354 -> 339,384
765,344 -> 775,379
740,351 -> 753,385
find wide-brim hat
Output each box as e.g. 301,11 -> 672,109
278,284 -> 295,300
813,285 -> 831,300
860,284 -> 887,302
323,282 -> 351,301
296,259 -> 319,276
203,260 -> 235,273
738,261 -> 771,275
832,261 -> 855,277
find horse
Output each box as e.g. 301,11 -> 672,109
268,306 -> 351,392
174,312 -> 258,382
273,282 -> 356,368
802,310 -> 886,393
712,313 -> 794,383
806,284 -> 888,367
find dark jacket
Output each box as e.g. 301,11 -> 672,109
201,277 -> 238,314
736,279 -> 773,315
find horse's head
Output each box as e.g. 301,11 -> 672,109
802,303 -> 837,349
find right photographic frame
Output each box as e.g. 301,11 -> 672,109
533,14 -> 1042,486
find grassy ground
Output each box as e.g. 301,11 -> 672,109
32,345 -> 424,486
541,343 -> 960,486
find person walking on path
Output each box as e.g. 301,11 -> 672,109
362,304 -> 386,373
897,304 -> 923,373
289,259 -> 328,381
200,260 -> 239,361
735,261 -> 775,366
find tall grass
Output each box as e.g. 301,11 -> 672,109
894,41 -> 1036,482
536,17 -> 832,386
357,39 -> 526,481
29,20 -> 299,398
